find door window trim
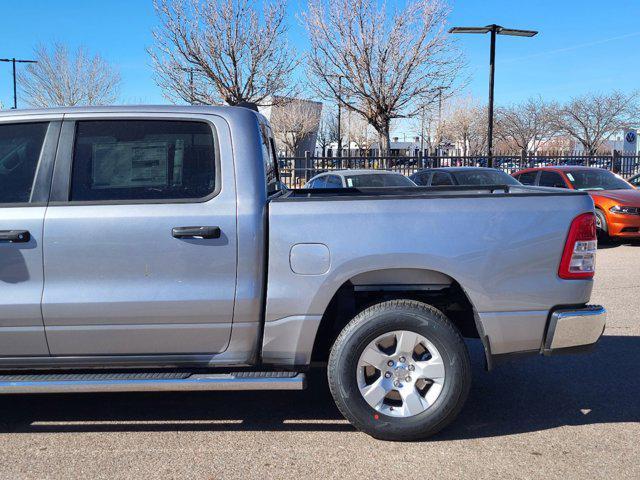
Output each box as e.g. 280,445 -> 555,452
0,120 -> 61,208
49,117 -> 222,206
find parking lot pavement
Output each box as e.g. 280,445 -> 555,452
0,245 -> 638,480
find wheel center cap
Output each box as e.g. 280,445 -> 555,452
393,364 -> 408,378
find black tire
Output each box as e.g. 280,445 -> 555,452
595,209 -> 610,243
327,299 -> 471,441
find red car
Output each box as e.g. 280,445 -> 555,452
513,166 -> 640,240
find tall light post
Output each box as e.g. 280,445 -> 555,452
449,24 -> 537,167
0,57 -> 38,109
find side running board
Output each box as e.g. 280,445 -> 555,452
0,371 -> 306,394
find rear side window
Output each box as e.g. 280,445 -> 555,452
0,122 -> 48,204
515,171 -> 538,185
539,171 -> 567,188
70,120 -> 216,202
260,123 -> 279,196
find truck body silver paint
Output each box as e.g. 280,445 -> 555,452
0,105 -> 597,369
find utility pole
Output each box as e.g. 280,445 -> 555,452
449,24 -> 538,168
420,105 -> 425,153
0,57 -> 38,109
337,75 -> 343,158
435,86 -> 446,154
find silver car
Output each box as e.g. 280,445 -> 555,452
303,169 -> 416,188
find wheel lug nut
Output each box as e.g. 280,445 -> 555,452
405,376 -> 412,382
384,372 -> 392,378
394,381 -> 401,388
408,365 -> 415,371
399,356 -> 406,363
387,360 -> 394,367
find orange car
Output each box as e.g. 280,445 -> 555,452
513,166 -> 640,240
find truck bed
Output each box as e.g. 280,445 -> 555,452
265,183 -> 595,361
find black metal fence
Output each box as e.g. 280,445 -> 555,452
278,152 -> 640,188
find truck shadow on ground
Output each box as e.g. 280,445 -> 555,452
0,335 -> 638,440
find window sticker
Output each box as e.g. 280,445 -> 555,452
566,173 -> 575,182
92,141 -> 170,189
347,177 -> 354,187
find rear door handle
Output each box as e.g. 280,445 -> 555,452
0,230 -> 31,243
172,226 -> 221,239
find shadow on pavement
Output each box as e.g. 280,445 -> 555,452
0,335 -> 638,439
598,239 -> 640,249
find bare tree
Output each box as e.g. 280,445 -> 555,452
269,97 -> 323,156
316,109 -> 340,156
556,91 -> 638,154
495,97 -> 559,153
304,0 -> 462,152
346,111 -> 376,154
150,0 -> 298,106
18,43 -> 120,107
441,97 -> 487,156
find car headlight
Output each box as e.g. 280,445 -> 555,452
609,205 -> 640,215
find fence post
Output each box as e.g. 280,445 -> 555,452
612,150 -> 620,174
304,151 -> 311,182
520,149 -> 526,169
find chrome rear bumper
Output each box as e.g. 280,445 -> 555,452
543,305 -> 606,354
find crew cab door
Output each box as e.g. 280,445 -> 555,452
42,114 -> 237,356
0,120 -> 60,356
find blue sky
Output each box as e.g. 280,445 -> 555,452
1,0 -> 640,110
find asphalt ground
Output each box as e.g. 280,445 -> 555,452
0,242 -> 638,479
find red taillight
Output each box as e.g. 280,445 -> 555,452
559,212 -> 597,279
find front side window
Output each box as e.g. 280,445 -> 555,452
0,122 -> 48,204
345,173 -> 415,187
411,172 -> 431,186
452,170 -> 520,186
70,120 -> 216,202
308,176 -> 327,188
430,172 -> 454,186
325,175 -> 342,188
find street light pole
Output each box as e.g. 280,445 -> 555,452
449,24 -> 537,168
487,26 -> 497,163
337,75 -> 343,158
0,57 -> 38,109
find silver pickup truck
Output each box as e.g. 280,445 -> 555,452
0,105 -> 605,441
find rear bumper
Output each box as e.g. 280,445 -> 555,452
542,305 -> 606,354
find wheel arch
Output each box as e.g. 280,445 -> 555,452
310,267 -> 488,366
